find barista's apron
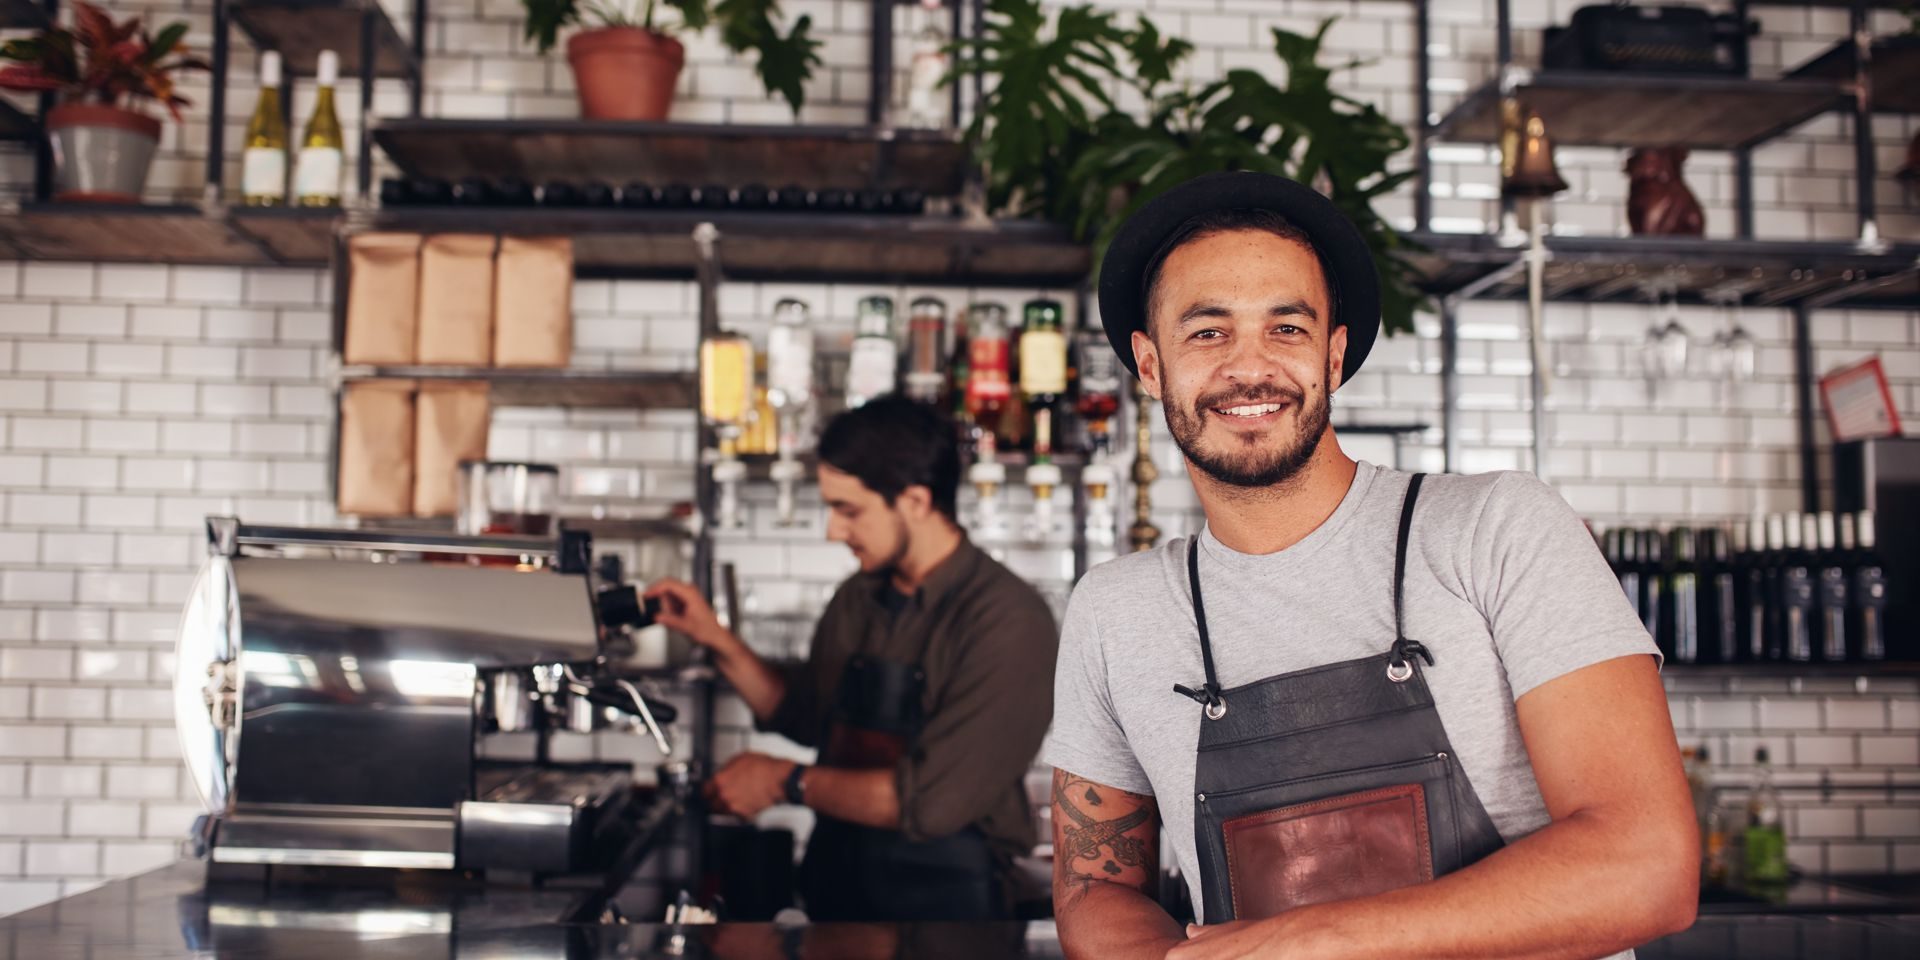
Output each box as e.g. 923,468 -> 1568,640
1179,474 -> 1507,922
797,620 -> 1003,921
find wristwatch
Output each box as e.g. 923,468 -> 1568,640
782,763 -> 809,806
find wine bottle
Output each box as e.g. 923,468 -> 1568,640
1612,529 -> 1644,624
1668,528 -> 1700,665
1763,515 -> 1788,660
1816,512 -> 1849,662
1850,511 -> 1888,661
1781,515 -> 1815,662
242,52 -> 288,206
1704,527 -> 1739,664
293,50 -> 344,207
1640,529 -> 1665,654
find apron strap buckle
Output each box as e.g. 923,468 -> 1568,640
1174,682 -> 1229,720
1388,638 -> 1434,683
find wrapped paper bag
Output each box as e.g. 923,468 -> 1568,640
494,236 -> 574,367
342,233 -> 422,365
417,234 -> 497,365
413,381 -> 491,517
338,381 -> 415,517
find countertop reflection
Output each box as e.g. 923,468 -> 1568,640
4,862 -> 1918,959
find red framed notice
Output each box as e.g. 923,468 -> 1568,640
1818,356 -> 1903,442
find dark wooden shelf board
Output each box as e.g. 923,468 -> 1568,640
344,367 -> 698,410
1407,232 -> 1920,310
1788,35 -> 1920,115
1432,72 -> 1850,150
372,120 -> 969,196
0,0 -> 47,30
0,98 -> 37,142
0,203 -> 278,265
361,208 -> 1092,287
228,206 -> 339,265
231,0 -> 417,80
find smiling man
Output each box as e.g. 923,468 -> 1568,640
1043,172 -> 1699,959
646,395 -> 1056,922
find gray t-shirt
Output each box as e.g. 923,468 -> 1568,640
1043,461 -> 1660,933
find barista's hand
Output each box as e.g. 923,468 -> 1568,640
644,579 -> 732,651
1166,918 -> 1309,960
705,752 -> 796,820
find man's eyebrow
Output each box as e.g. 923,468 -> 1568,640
1175,299 -> 1321,325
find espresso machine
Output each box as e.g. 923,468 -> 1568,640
175,517 -> 684,879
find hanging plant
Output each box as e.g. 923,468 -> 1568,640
954,0 -> 1427,336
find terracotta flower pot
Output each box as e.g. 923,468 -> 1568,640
566,27 -> 686,122
45,102 -> 162,202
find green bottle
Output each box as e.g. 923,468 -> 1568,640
1743,746 -> 1789,886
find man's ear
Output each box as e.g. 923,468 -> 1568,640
1326,323 -> 1349,394
1131,329 -> 1162,400
898,484 -> 934,521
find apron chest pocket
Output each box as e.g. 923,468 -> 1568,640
1197,753 -> 1455,919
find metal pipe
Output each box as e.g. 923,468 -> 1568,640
1414,0 -> 1433,233
1439,299 -> 1460,472
205,0 -> 232,204
1734,149 -> 1754,239
358,9 -> 378,202
869,0 -> 893,127
1525,202 -> 1551,481
1791,305 -> 1820,513
411,0 -> 429,117
1495,0 -> 1512,68
1848,0 -> 1878,247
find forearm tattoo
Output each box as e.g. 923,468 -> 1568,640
1053,769 -> 1159,905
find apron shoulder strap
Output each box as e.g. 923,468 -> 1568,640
1391,473 -> 1435,669
1178,538 -> 1225,713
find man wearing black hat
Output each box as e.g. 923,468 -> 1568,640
1042,172 -> 1698,959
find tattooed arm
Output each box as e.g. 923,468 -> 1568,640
1052,767 -> 1184,960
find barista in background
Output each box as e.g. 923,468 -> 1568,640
646,396 -> 1058,922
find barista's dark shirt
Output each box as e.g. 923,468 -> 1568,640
763,538 -> 1057,862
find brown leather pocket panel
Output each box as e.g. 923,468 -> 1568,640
1223,782 -> 1434,919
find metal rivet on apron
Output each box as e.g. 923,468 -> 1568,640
1197,794 -> 1206,803
1387,660 -> 1414,683
1205,699 -> 1228,720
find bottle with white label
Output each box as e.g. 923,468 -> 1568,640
293,50 -> 344,207
844,296 -> 898,409
767,298 -> 816,526
242,52 -> 287,206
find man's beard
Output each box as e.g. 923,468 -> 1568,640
1163,361 -> 1333,488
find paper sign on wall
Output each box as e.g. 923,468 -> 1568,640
1819,357 -> 1903,442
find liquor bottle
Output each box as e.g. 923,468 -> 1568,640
1780,515 -> 1815,662
845,296 -> 898,410
242,52 -> 288,206
767,299 -> 816,526
965,304 -> 1012,444
1815,512 -> 1849,662
1025,404 -> 1062,543
1611,529 -> 1644,624
1743,515 -> 1771,661
904,297 -> 948,405
700,330 -> 756,530
1762,515 -> 1789,660
1704,527 -> 1739,664
1640,529 -> 1665,654
1075,330 -> 1123,458
1743,747 -> 1790,887
1849,511 -> 1888,661
1667,528 -> 1700,665
1019,298 -> 1068,454
902,0 -> 951,130
293,51 -> 344,207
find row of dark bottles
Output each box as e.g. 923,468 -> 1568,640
378,177 -> 929,215
1599,512 -> 1891,664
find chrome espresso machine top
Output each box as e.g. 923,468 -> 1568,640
174,518 -> 677,876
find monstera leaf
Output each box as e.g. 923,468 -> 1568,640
956,5 -> 1426,337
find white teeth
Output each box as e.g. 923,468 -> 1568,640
1219,403 -> 1282,417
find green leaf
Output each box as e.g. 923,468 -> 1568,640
521,0 -> 581,55
142,22 -> 187,65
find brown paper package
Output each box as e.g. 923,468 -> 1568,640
338,381 -> 416,517
494,236 -> 574,367
414,382 -> 491,517
342,233 -> 423,365
417,234 -> 498,365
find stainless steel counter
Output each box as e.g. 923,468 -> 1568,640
4,861 -> 1919,959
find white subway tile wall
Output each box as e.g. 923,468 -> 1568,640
0,0 -> 1916,917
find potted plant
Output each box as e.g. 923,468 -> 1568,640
0,2 -> 207,203
522,0 -> 821,121
955,0 -> 1427,337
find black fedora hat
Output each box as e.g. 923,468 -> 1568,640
1096,171 -> 1380,382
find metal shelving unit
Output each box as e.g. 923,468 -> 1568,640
340,365 -> 698,409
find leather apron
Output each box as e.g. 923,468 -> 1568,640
1180,474 -> 1507,922
797,619 -> 1003,922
